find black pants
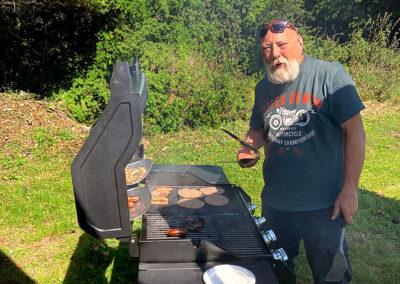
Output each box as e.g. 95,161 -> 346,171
262,204 -> 352,284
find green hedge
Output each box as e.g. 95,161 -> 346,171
2,0 -> 399,133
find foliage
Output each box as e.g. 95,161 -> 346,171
1,0 -> 400,132
55,0 -> 264,131
305,0 -> 400,43
347,15 -> 400,102
302,13 -> 400,103
142,43 -> 253,133
0,0 -> 111,94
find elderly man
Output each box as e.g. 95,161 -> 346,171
237,19 -> 366,283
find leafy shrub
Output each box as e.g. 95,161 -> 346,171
0,0 -> 110,95
56,0 -> 258,131
3,0 -> 399,132
347,14 -> 400,102
142,43 -> 253,133
302,13 -> 400,103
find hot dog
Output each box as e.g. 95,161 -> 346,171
166,228 -> 188,238
128,195 -> 139,203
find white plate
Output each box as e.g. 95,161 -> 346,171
203,264 -> 256,284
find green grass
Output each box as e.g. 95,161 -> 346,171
0,107 -> 399,283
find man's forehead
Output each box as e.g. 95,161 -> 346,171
262,29 -> 298,44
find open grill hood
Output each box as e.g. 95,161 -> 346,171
71,61 -> 147,239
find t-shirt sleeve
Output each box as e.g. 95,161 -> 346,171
249,87 -> 264,129
328,63 -> 365,125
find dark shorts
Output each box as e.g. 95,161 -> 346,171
262,204 -> 352,284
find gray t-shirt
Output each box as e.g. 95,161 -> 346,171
250,55 -> 365,211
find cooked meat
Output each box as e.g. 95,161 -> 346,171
152,186 -> 173,197
177,198 -> 205,209
125,167 -> 147,184
128,195 -> 139,203
151,197 -> 169,206
166,228 -> 188,238
204,195 -> 229,206
199,186 -> 225,196
177,188 -> 202,199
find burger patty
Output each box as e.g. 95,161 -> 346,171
199,186 -> 225,196
152,186 -> 173,197
204,195 -> 229,206
177,198 -> 205,209
177,188 -> 203,199
151,196 -> 169,206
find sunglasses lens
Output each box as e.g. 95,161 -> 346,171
271,21 -> 287,32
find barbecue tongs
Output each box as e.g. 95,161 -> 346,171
222,128 -> 260,157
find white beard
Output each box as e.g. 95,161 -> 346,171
266,57 -> 300,85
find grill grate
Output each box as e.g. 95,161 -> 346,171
145,214 -> 222,246
144,214 -> 267,256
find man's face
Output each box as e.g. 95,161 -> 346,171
261,29 -> 304,84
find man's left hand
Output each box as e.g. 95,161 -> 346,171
332,189 -> 358,224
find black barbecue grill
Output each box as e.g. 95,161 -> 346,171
71,61 -> 295,284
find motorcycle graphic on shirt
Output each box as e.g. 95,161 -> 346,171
267,107 -> 315,130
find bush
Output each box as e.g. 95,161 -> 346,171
0,0 -> 110,95
56,0 -> 259,132
347,14 -> 400,102
142,43 -> 253,133
302,13 -> 400,103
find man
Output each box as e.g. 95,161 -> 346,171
237,19 -> 366,283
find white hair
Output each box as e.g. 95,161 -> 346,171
266,57 -> 300,84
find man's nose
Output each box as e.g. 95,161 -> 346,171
271,44 -> 281,59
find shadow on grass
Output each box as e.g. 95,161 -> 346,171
63,233 -> 138,284
294,188 -> 400,283
0,251 -> 35,284
61,189 -> 400,284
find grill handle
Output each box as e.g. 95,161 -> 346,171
271,248 -> 288,261
262,230 -> 277,245
253,216 -> 266,227
246,202 -> 257,214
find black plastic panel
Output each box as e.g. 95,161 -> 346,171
71,61 -> 145,239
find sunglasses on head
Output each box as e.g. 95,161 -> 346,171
259,19 -> 298,38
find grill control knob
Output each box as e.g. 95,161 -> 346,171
253,216 -> 266,227
247,202 -> 257,214
262,230 -> 277,244
272,248 -> 288,261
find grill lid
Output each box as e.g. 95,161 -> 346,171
71,60 -> 147,239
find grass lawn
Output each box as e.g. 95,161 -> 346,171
0,98 -> 399,283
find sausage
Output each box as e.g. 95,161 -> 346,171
128,195 -> 139,203
166,228 -> 188,238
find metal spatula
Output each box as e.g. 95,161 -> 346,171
325,226 -> 347,282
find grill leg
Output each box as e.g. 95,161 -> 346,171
128,236 -> 139,257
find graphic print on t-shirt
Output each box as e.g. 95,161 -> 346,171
263,92 -> 321,147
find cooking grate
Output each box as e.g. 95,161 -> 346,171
144,214 -> 267,257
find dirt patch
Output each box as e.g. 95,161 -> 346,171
389,130 -> 400,139
363,101 -> 400,116
0,93 -> 89,154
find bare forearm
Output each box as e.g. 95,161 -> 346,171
342,115 -> 366,192
333,114 -> 366,223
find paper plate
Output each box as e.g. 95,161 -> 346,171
203,264 -> 256,284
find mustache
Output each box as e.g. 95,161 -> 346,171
266,58 -> 300,84
268,57 -> 289,70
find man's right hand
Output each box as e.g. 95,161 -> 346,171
237,146 -> 260,168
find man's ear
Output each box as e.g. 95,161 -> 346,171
298,35 -> 303,48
